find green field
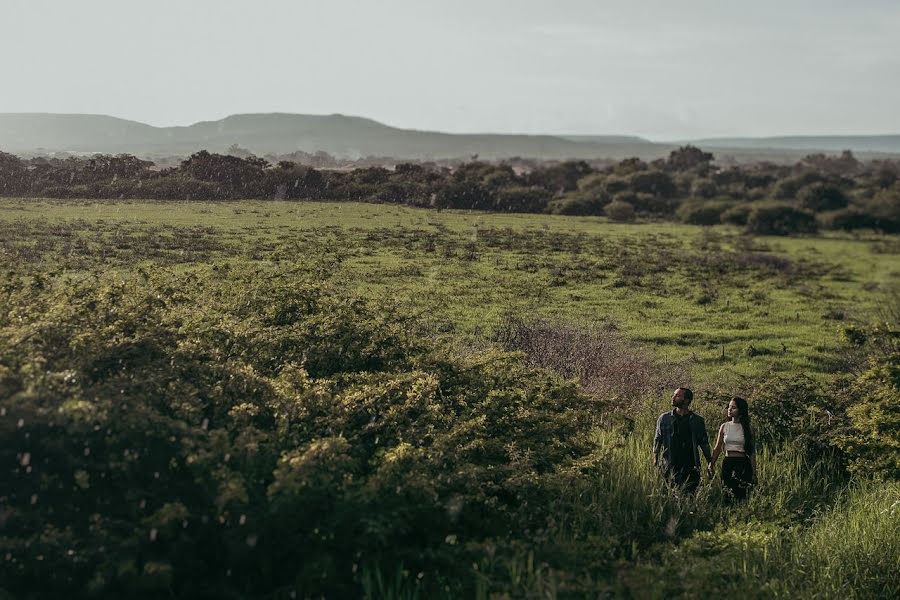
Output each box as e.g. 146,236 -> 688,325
1,198 -> 898,598
2,198 -> 897,382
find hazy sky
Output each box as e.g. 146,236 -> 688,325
2,0 -> 899,139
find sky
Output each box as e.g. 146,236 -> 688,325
1,0 -> 899,140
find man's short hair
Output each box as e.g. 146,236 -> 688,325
679,387 -> 694,404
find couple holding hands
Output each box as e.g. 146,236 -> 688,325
653,388 -> 757,500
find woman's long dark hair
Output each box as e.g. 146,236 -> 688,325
731,396 -> 754,455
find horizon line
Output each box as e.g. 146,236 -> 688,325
3,111 -> 900,144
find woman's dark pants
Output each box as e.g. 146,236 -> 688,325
721,456 -> 753,500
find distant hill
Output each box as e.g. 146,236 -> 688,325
0,113 -> 676,161
560,134 -> 653,145
0,113 -> 165,152
1,113 -> 898,162
691,135 -> 900,154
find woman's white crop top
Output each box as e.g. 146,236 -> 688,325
723,422 -> 746,453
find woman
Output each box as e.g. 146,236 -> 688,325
707,396 -> 757,500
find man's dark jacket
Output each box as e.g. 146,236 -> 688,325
653,410 -> 712,472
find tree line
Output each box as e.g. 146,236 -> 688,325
1,146 -> 899,234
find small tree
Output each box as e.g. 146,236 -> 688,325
665,145 -> 714,172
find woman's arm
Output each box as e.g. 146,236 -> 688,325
707,424 -> 724,478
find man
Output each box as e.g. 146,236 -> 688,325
653,387 -> 712,493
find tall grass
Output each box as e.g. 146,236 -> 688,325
785,481 -> 900,598
425,414 -> 896,599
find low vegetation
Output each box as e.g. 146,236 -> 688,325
0,197 -> 897,598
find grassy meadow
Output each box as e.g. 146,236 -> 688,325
1,198 -> 896,381
1,197 -> 898,598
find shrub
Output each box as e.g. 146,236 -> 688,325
772,173 -> 829,199
665,145 -> 713,172
720,203 -> 754,226
690,178 -> 718,198
866,185 -> 900,221
494,186 -> 552,212
603,174 -> 630,194
604,199 -> 636,222
576,173 -> 607,192
745,375 -> 840,450
628,191 -> 675,215
548,190 -> 609,215
746,203 -> 818,236
797,183 -> 849,212
433,180 -> 494,210
493,316 -> 691,412
0,266 -> 601,598
139,176 -> 226,200
179,151 -> 268,187
676,200 -> 734,226
818,208 -> 882,231
834,321 -> 900,479
627,170 -> 677,198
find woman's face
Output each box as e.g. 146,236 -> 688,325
727,400 -> 740,419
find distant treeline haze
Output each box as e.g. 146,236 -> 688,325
1,147 -> 899,235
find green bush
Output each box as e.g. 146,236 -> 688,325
772,173 -> 829,200
627,191 -> 675,215
746,203 -> 818,236
818,208 -> 882,231
627,170 -> 677,198
676,199 -> 735,225
747,375 -> 840,452
604,199 -> 636,222
720,203 -> 754,226
494,185 -> 552,212
834,322 -> 900,479
797,183 -> 849,212
547,190 -> 609,215
690,177 -> 719,198
0,266 -> 600,598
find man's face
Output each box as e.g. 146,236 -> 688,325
671,388 -> 687,408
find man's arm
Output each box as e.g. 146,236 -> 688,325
652,415 -> 663,466
696,417 -> 712,463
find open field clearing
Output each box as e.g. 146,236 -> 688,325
1,198 -> 897,383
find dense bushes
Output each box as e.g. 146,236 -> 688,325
0,266 -> 602,598
746,375 -> 839,452
736,316 -> 899,480
834,321 -> 900,478
1,148 -> 898,235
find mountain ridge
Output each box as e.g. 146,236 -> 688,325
2,112 -> 899,161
